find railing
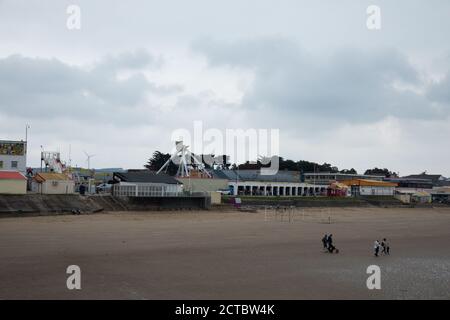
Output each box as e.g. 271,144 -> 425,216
113,184 -> 209,198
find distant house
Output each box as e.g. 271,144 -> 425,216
341,179 -> 398,196
212,169 -> 317,196
112,171 -> 183,197
0,140 -> 27,174
385,177 -> 433,190
430,187 -> 450,202
327,182 -> 350,197
32,173 -> 75,194
394,190 -> 432,204
303,172 -> 384,185
0,171 -> 27,194
402,174 -> 449,187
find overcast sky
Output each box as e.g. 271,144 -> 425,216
1,0 -> 449,175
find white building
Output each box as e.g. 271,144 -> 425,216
32,173 -> 75,194
112,171 -> 183,197
213,170 -> 326,196
303,172 -> 384,185
0,171 -> 27,194
0,140 -> 27,173
341,179 -> 398,196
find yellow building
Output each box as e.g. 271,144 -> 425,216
32,173 -> 75,194
0,171 -> 27,194
341,179 -> 398,196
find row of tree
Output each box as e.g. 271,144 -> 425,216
145,151 -> 397,178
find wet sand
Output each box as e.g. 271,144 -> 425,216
0,207 -> 449,299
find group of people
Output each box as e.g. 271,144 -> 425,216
321,234 -> 391,256
374,238 -> 390,257
321,234 -> 338,253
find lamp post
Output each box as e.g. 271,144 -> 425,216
25,124 -> 30,154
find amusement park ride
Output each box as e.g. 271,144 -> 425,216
156,141 -> 212,178
40,150 -> 65,174
39,149 -> 89,185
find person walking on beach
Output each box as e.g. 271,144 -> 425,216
381,239 -> 386,255
327,234 -> 333,247
383,238 -> 390,255
322,234 -> 328,251
327,234 -> 336,253
374,240 -> 380,257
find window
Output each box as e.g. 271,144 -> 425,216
0,161 -> 3,169
11,161 -> 18,168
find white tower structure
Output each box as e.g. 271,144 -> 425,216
157,141 -> 211,178
41,151 -> 64,173
83,151 -> 95,170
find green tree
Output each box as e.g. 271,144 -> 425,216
144,151 -> 178,176
364,167 -> 396,177
340,168 -> 357,174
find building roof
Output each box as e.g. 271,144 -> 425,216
386,177 -> 433,183
304,172 -> 385,182
34,173 -> 72,182
113,171 -> 181,184
212,169 -> 301,183
401,174 -> 444,183
412,191 -> 431,197
341,179 -> 398,187
0,171 -> 26,180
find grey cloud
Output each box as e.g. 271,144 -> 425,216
192,37 -> 447,124
0,50 -> 181,125
427,74 -> 450,106
92,49 -> 163,73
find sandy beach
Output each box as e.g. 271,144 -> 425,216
1,207 -> 449,299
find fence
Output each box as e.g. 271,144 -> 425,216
262,206 -> 335,224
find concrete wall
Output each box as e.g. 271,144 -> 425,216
0,194 -> 104,215
0,194 -> 210,217
125,196 -> 211,209
360,186 -> 395,196
395,194 -> 411,204
0,179 -> 27,194
178,178 -> 228,193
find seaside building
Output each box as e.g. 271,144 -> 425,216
401,174 -> 450,187
112,171 -> 183,197
430,187 -> 450,203
394,189 -> 432,204
0,171 -> 27,194
0,140 -> 27,174
32,173 -> 75,194
384,177 -> 434,190
212,169 -> 324,196
327,182 -> 350,197
341,179 -> 398,196
303,172 -> 384,185
176,173 -> 228,204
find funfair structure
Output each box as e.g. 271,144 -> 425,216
156,141 -> 212,178
40,151 -> 65,173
